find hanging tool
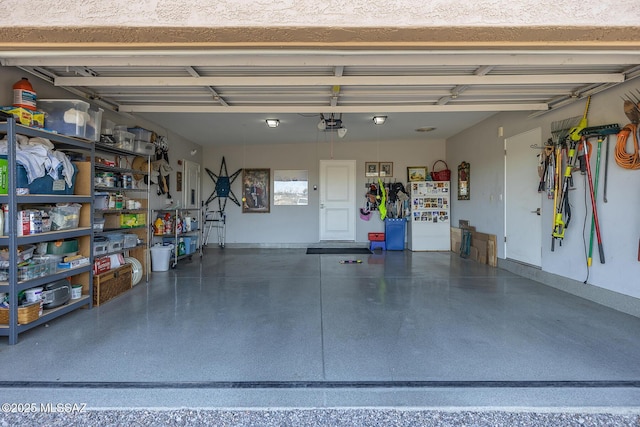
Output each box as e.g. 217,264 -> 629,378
603,134 -> 611,203
586,135 -> 603,267
581,138 -> 605,264
551,137 -> 580,249
568,96 -> 591,141
578,125 -> 620,202
551,143 -> 562,251
537,141 -> 554,193
549,116 -> 582,245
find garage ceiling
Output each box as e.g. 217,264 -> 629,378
2,49 -> 640,146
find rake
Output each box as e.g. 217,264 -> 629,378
551,116 -> 583,145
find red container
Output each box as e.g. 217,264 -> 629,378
368,232 -> 385,241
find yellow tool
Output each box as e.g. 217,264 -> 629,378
568,96 -> 591,141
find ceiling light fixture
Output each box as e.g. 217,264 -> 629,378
373,116 -> 387,125
266,119 -> 279,128
415,127 -> 436,133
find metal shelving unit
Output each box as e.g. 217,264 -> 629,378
0,118 -> 94,345
93,142 -> 151,283
151,208 -> 202,268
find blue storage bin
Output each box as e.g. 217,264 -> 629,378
0,155 -> 77,195
385,218 -> 407,250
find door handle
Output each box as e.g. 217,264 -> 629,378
531,208 -> 541,215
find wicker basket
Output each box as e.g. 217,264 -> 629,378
430,160 -> 451,181
94,264 -> 132,306
0,302 -> 41,325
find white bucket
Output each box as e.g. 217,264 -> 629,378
71,285 -> 82,299
150,244 -> 174,272
25,287 -> 43,303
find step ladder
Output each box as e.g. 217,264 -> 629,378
203,210 -> 226,248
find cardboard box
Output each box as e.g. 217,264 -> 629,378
120,213 -> 146,228
93,256 -> 111,275
0,106 -> 44,127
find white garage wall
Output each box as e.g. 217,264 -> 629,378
0,67 -> 202,211
447,79 -> 640,300
202,138 -> 445,245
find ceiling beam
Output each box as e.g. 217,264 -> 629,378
119,103 -> 548,113
4,50 -> 640,67
54,74 -> 624,87
184,65 -> 229,106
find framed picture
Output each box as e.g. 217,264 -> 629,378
458,161 -> 470,200
242,168 -> 270,213
365,162 -> 379,177
379,162 -> 393,177
407,166 -> 427,182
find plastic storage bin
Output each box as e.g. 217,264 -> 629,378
93,217 -> 105,231
0,156 -> 78,195
123,234 -> 138,249
113,130 -> 134,151
85,108 -> 103,142
39,99 -> 90,139
133,140 -> 155,155
128,127 -> 152,143
46,204 -> 81,230
106,234 -> 124,252
150,244 -> 173,271
384,218 -> 407,250
93,236 -> 109,256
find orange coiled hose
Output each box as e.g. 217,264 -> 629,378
616,124 -> 640,170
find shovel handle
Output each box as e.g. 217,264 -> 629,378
598,243 -> 605,264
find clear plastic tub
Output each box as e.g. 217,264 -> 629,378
113,130 -> 134,151
39,99 -> 90,139
85,108 -> 103,142
46,203 -> 82,230
134,140 -> 155,155
0,244 -> 36,262
128,127 -> 152,143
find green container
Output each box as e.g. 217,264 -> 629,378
0,157 -> 7,194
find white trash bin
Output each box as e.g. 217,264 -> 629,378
150,244 -> 174,271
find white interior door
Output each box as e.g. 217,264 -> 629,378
182,160 -> 201,210
319,160 -> 356,241
505,128 -> 542,267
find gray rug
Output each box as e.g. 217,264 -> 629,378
306,247 -> 372,255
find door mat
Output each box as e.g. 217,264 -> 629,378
306,248 -> 372,255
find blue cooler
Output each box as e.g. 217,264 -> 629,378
385,218 -> 406,250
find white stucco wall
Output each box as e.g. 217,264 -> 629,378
1,0 -> 639,27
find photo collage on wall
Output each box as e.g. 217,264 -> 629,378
410,181 -> 449,223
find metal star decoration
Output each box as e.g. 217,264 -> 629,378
204,157 -> 242,212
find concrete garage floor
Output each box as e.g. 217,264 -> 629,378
1,248 -> 640,425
